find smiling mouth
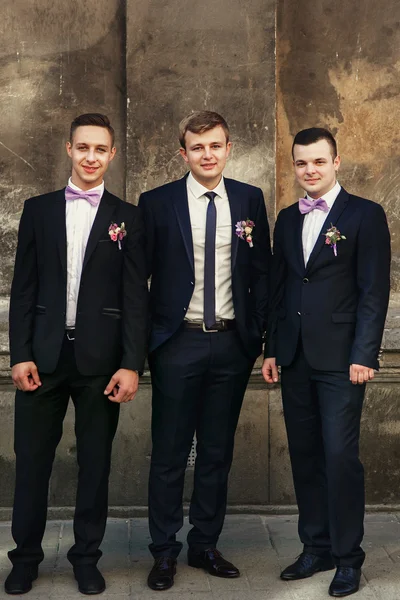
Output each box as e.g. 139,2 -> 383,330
201,164 -> 217,169
83,166 -> 98,173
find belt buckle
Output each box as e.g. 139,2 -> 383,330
66,331 -> 75,341
202,321 -> 219,333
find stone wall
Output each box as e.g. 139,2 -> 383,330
1,0 -> 400,514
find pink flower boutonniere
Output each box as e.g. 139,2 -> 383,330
323,224 -> 346,256
235,218 -> 255,248
108,222 -> 127,250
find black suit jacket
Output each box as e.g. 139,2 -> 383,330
9,188 -> 148,376
265,188 -> 391,370
139,175 -> 271,360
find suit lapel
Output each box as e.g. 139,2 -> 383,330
224,178 -> 240,271
172,176 -> 194,273
305,188 -> 350,273
52,188 -> 67,278
82,189 -> 118,272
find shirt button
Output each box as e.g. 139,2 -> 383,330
303,277 -> 309,284
297,311 -> 301,316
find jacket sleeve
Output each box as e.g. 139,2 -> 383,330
120,207 -> 149,373
249,189 -> 272,336
264,209 -> 287,359
350,202 -> 391,368
138,191 -> 155,279
9,200 -> 38,366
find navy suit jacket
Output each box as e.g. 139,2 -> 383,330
9,189 -> 148,375
139,175 -> 271,360
265,188 -> 391,370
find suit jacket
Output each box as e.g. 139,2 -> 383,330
9,188 -> 148,376
265,188 -> 391,371
139,175 -> 271,360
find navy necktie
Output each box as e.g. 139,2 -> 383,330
204,192 -> 217,329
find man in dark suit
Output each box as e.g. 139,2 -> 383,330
6,113 -> 148,595
263,128 -> 391,597
139,111 -> 271,591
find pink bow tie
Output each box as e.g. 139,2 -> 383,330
299,197 -> 329,214
65,185 -> 101,207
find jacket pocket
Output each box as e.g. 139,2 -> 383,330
102,308 -> 122,319
331,312 -> 356,323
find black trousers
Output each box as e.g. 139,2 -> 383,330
8,333 -> 119,566
281,344 -> 366,568
148,327 -> 254,559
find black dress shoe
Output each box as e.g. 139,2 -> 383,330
73,565 -> 106,595
147,557 -> 177,591
4,564 -> 38,595
280,552 -> 335,580
188,548 -> 240,578
329,567 -> 361,597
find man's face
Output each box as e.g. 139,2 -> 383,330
293,139 -> 340,199
180,125 -> 231,189
66,125 -> 116,190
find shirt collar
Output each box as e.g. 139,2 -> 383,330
67,177 -> 105,196
187,172 -> 226,200
306,181 -> 341,209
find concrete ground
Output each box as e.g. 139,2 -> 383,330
0,514 -> 399,599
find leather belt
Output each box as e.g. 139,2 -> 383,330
183,319 -> 236,333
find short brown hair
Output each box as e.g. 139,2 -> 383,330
179,111 -> 230,148
69,113 -> 115,147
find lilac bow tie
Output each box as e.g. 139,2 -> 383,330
298,197 -> 329,215
65,185 -> 101,207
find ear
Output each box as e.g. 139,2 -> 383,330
179,147 -> 189,164
109,146 -> 117,162
226,141 -> 232,158
334,154 -> 341,171
66,141 -> 72,158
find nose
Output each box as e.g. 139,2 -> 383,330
86,149 -> 96,163
203,146 -> 212,159
305,162 -> 316,174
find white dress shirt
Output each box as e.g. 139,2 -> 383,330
302,181 -> 341,265
65,178 -> 103,327
185,173 -> 235,321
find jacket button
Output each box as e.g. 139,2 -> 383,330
297,311 -> 301,316
303,277 -> 309,284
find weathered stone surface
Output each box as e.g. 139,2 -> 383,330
126,0 -> 276,218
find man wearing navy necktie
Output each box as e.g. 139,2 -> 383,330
6,114 -> 148,595
139,111 -> 271,590
262,128 -> 391,597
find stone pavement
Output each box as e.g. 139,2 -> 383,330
0,514 -> 399,599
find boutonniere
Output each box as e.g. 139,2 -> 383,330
235,218 -> 255,248
323,224 -> 346,256
108,222 -> 127,250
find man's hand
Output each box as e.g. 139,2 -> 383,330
12,361 -> 42,392
104,369 -> 139,403
262,357 -> 279,384
349,364 -> 375,385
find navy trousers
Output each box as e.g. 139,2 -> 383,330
148,327 -> 254,558
281,343 -> 366,568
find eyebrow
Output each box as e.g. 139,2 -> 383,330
76,143 -> 109,149
295,157 -> 327,163
189,141 -> 223,148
